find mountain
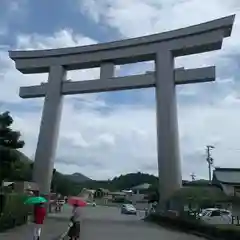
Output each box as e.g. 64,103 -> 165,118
111,172 -> 158,190
65,173 -> 91,183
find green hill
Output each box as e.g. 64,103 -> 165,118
65,172 -> 91,183
15,150 -> 32,164
3,150 -> 160,196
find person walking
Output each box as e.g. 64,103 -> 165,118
67,204 -> 82,240
32,203 -> 46,240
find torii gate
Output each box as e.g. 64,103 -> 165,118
9,15 -> 234,206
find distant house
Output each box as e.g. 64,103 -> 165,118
130,183 -> 151,203
167,169 -> 240,214
79,188 -> 95,201
171,184 -> 230,211
2,181 -> 14,187
212,167 -> 240,198
109,191 -> 126,201
212,168 -> 240,216
1,182 -> 14,193
131,183 -> 151,194
2,181 -> 39,194
94,188 -> 109,198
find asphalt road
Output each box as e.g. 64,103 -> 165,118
75,206 -> 207,240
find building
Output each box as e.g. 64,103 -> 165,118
131,183 -> 151,194
130,183 -> 151,203
2,181 -> 39,194
79,188 -> 95,201
110,191 -> 126,201
168,169 -> 240,214
212,168 -> 240,197
94,188 -> 109,198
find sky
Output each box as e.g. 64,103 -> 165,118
1,0 -> 240,181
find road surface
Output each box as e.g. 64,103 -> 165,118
60,205 -> 207,240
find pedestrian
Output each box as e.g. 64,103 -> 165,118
67,204 -> 81,240
55,201 -> 59,212
32,203 -> 46,240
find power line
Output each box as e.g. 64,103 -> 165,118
214,148 -> 240,152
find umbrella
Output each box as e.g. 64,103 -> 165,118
68,197 -> 87,207
24,196 -> 47,205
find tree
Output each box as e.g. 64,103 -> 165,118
111,172 -> 158,190
147,183 -> 159,203
0,111 -> 25,185
51,168 -> 57,192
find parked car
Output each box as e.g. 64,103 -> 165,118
199,208 -> 232,225
197,208 -> 220,218
87,201 -> 97,207
121,204 -> 137,215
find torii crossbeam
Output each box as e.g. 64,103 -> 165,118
19,67 -> 215,98
9,15 -> 234,210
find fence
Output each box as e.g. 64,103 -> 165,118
232,216 -> 240,225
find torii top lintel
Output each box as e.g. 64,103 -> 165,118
9,15 -> 235,74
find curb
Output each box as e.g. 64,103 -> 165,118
189,231 -> 223,240
144,218 -> 224,240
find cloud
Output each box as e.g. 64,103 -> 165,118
1,29 -> 159,180
0,29 -> 99,104
0,27 -> 7,36
80,0 -> 240,71
80,0 -> 239,37
78,0 -> 240,180
16,29 -> 97,50
0,0 -> 28,36
1,1 -> 240,182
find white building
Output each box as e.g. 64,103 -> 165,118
130,183 -> 151,203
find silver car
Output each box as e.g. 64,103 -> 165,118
198,208 -> 232,225
121,204 -> 137,215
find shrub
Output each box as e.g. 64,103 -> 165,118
0,193 -> 30,232
146,213 -> 240,240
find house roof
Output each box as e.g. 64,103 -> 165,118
131,183 -> 151,190
3,182 -> 14,187
97,188 -> 110,193
213,168 -> 240,184
22,181 -> 39,190
110,191 -> 126,196
84,189 -> 95,194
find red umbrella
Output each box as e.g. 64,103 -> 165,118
68,197 -> 87,207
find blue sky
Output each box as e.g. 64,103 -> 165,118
1,0 -> 240,180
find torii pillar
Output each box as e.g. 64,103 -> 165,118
155,50 -> 182,206
9,15 -> 234,206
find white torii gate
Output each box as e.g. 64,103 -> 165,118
9,15 -> 234,206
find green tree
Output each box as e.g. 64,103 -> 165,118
148,184 -> 159,203
51,168 -> 57,192
111,172 -> 158,190
0,111 -> 25,185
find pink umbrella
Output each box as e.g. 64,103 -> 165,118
68,197 -> 87,207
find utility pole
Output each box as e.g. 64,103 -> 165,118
206,145 -> 214,182
190,172 -> 196,181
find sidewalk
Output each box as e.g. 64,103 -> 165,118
0,205 -> 72,239
0,218 -> 69,240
